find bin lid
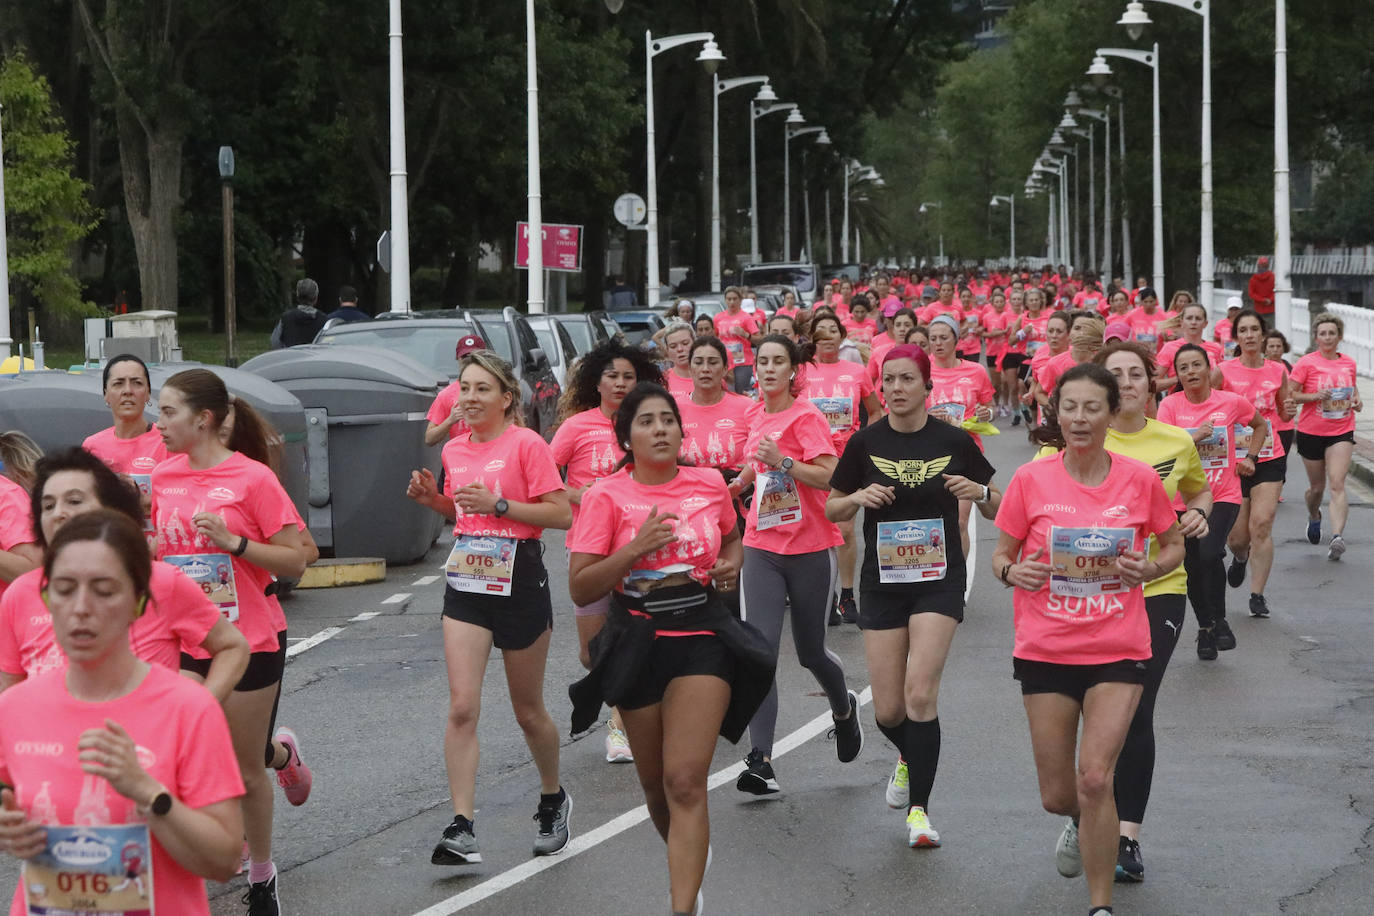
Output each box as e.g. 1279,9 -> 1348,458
240,345 -> 446,390
0,371 -> 113,452
147,362 -> 305,427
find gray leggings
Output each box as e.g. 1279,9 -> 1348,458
741,545 -> 849,756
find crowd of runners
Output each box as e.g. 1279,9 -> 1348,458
0,264 -> 1363,916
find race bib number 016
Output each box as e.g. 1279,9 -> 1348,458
24,824 -> 154,915
809,397 -> 854,434
164,553 -> 238,622
876,520 -> 947,583
1322,386 -> 1353,420
1189,426 -> 1229,470
1049,526 -> 1135,598
446,535 -> 516,596
754,469 -> 802,530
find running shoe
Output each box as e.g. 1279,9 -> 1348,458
905,805 -> 941,848
1306,514 -> 1322,545
693,844 -> 713,916
605,724 -> 634,763
838,594 -> 860,624
1011,410 -> 1022,427
273,726 -> 312,806
532,791 -> 572,856
242,873 -> 280,916
1055,820 -> 1083,877
832,690 -> 864,763
885,758 -> 910,809
1213,617 -> 1237,651
1249,594 -> 1270,618
1226,552 -> 1249,588
1328,534 -> 1346,561
736,748 -> 779,795
432,816 -> 481,865
1196,627 -> 1218,661
1116,835 -> 1144,882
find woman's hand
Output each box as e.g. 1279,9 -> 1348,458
1116,548 -> 1152,589
0,788 -> 45,860
628,506 -> 679,558
707,555 -> 739,592
407,468 -> 439,503
753,436 -> 783,469
191,512 -> 234,551
974,405 -> 994,423
851,483 -> 896,510
1008,547 -> 1051,590
1236,456 -> 1256,478
1192,421 -> 1214,443
1178,508 -> 1210,540
942,474 -> 984,501
454,481 -> 498,516
77,720 -> 158,805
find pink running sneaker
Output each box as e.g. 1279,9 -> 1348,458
274,726 -> 313,806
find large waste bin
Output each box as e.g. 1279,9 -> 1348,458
0,371 -> 112,452
147,362 -> 309,520
240,345 -> 444,565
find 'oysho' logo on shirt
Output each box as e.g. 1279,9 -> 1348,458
207,487 -> 235,501
1042,504 -> 1077,513
12,740 -> 64,757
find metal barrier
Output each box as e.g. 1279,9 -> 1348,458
1211,288 -> 1374,377
1215,254 -> 1374,276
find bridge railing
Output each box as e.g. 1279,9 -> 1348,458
1212,288 -> 1374,377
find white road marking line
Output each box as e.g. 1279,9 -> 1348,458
382,593 -> 410,605
351,611 -> 381,622
285,627 -> 345,658
412,575 -> 440,586
407,516 -> 979,916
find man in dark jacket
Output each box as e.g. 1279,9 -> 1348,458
271,278 -> 329,347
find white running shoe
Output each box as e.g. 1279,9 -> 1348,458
1056,820 -> 1083,877
1328,535 -> 1346,561
605,724 -> 634,763
905,806 -> 940,848
885,758 -> 910,809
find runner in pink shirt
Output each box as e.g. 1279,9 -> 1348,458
424,334 -> 491,445
675,337 -> 753,472
1032,314 -> 1106,420
657,321 -> 696,398
151,369 -> 310,910
1157,344 -> 1266,659
727,335 -> 862,796
867,308 -> 919,389
956,288 -> 983,360
407,350 -> 573,866
843,299 -> 879,346
82,355 -> 170,487
0,511 -> 245,916
993,363 -> 1183,916
1125,289 -> 1170,355
1155,302 -> 1224,393
713,287 -> 763,393
981,289 -> 1013,416
0,475 -> 38,605
1289,312 -> 1363,557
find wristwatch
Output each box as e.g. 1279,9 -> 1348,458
779,457 -> 795,473
975,484 -> 990,504
140,785 -> 173,817
493,498 -> 510,518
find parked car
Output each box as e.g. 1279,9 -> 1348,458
820,263 -> 862,284
741,262 -> 820,299
547,311 -> 613,358
523,313 -> 579,389
460,307 -> 562,437
604,310 -> 666,352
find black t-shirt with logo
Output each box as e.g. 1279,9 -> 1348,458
830,416 -> 995,593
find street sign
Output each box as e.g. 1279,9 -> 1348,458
516,222 -> 582,273
376,230 -> 391,273
614,193 -> 647,228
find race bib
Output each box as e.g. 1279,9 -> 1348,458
724,337 -> 747,366
128,475 -> 153,532
1049,526 -> 1136,598
445,534 -> 517,596
929,402 -> 966,427
1322,386 -> 1353,420
1188,425 -> 1230,470
1233,424 -> 1274,461
623,563 -> 697,599
1026,340 -> 1044,355
164,553 -> 238,623
24,824 -> 154,916
877,520 -> 948,583
754,469 -> 802,530
810,396 -> 854,434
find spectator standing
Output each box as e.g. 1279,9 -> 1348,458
1248,257 -> 1275,318
325,286 -> 371,324
270,279 -> 329,348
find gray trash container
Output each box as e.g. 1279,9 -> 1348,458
147,362 -> 309,520
0,370 -> 112,452
240,345 -> 444,565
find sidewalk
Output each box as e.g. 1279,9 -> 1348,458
1351,375 -> 1374,488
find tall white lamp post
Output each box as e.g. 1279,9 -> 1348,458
841,161 -> 877,262
0,102 -> 10,357
1273,0 -> 1292,336
645,30 -> 724,306
784,121 -> 827,260
1077,108 -> 1112,277
524,0 -> 545,312
1089,45 -> 1164,293
712,75 -> 771,289
1119,0 -> 1212,304
918,202 -> 943,265
750,100 -> 797,263
388,0 -> 411,313
990,195 -> 1016,265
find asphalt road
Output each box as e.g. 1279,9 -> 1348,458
4,423 -> 1373,915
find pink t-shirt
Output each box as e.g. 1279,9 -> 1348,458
0,564 -> 221,679
550,408 -> 623,519
442,425 -> 564,540
981,307 -> 1009,358
1017,313 -> 1052,356
1074,289 -> 1105,313
1156,338 -> 1224,378
151,452 -> 298,654
1289,352 -> 1359,437
425,385 -> 469,441
1156,388 -> 1256,505
995,451 -> 1177,665
82,426 -> 170,475
0,666 -> 244,916
805,359 -> 875,452
1218,358 -> 1288,462
0,477 -> 35,603
675,391 -> 752,470
1125,307 -> 1169,352
742,399 -> 841,555
843,318 -> 877,345
713,310 -> 761,367
1035,349 -> 1078,398
664,369 -> 694,398
928,361 -> 995,449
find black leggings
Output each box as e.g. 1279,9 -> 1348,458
1114,594 -> 1186,824
1184,501 -> 1240,628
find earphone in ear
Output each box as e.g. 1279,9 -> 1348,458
134,594 -> 149,618
39,586 -> 49,608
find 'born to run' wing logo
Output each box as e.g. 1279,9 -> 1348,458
870,455 -> 951,487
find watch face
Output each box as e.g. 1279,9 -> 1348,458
151,792 -> 173,816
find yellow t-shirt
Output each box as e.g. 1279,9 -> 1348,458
1035,419 -> 1206,596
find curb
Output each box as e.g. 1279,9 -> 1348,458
296,557 -> 387,589
1351,435 -> 1374,490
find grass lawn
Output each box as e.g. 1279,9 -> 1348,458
40,314 -> 275,371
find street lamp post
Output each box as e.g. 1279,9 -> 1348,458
841,161 -> 872,263
0,102 -> 10,358
990,195 -> 1016,264
1119,0 -> 1211,304
713,75 -> 771,289
784,122 -> 826,260
524,0 -> 544,313
1089,45 -> 1164,293
1273,0 -> 1292,336
1078,108 -> 1112,278
750,100 -> 797,264
388,0 -> 411,313
218,146 -> 237,367
918,202 -> 943,265
1117,100 -> 1134,284
645,30 -> 724,307
1071,126 -> 1096,271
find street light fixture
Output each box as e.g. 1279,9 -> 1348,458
841,160 -> 878,262
218,146 -> 238,367
1078,108 -> 1113,277
750,100 -> 798,262
712,74 -> 771,289
784,123 -> 826,259
1058,112 -> 1079,130
1118,1 -> 1152,40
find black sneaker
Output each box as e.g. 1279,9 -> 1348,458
827,594 -> 843,627
1115,835 -> 1144,883
831,690 -> 864,763
532,790 -> 572,856
1213,617 -> 1237,651
736,748 -> 780,795
1196,627 -> 1218,661
1011,410 -> 1022,426
1249,594 -> 1270,618
242,874 -> 281,916
432,815 -> 482,865
838,594 -> 859,624
1226,553 -> 1249,588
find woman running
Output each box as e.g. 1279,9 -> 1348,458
993,363 -> 1184,916
568,383 -> 772,916
713,287 -> 763,393
152,369 -> 310,916
1157,346 -> 1267,660
676,337 -> 753,473
0,511 -> 245,915
0,448 -> 249,697
407,350 -> 573,865
981,288 -> 1013,416
1219,309 -> 1295,618
1290,312 -> 1363,558
658,321 -> 696,398
730,335 -> 863,794
694,314 -> 716,338
925,315 -> 995,557
827,344 -> 999,847
0,452 -> 39,604
550,340 -> 662,762
82,354 -> 169,480
1155,302 -> 1224,394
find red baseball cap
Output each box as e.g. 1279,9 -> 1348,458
455,335 -> 487,359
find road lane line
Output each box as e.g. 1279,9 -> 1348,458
382,593 -> 410,605
412,575 -> 440,586
285,627 -> 345,658
351,611 -> 381,622
408,518 -> 977,915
